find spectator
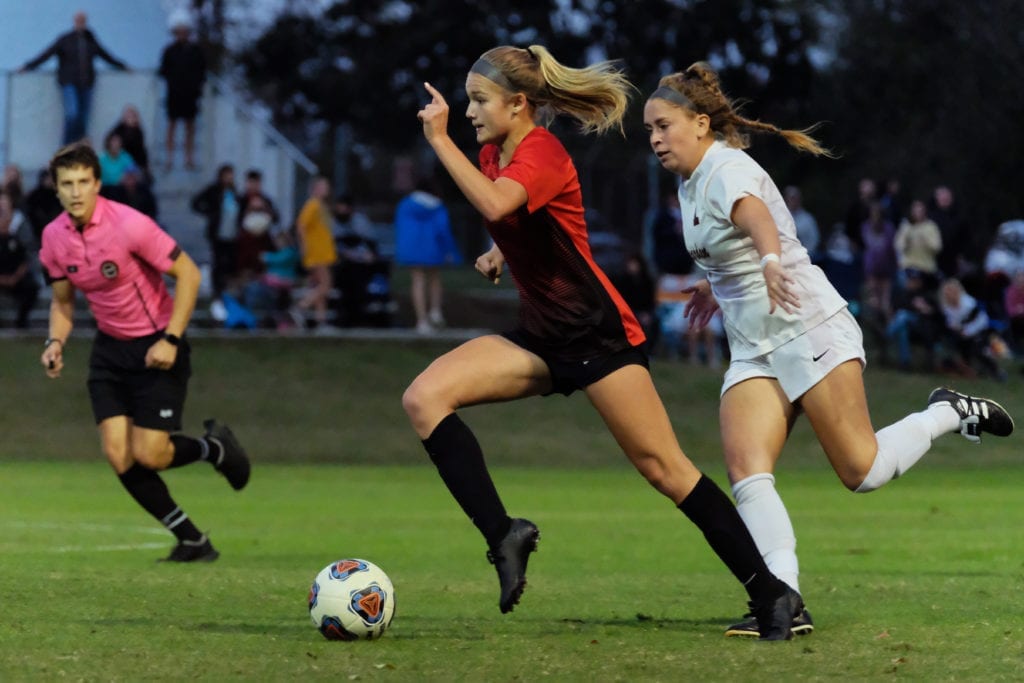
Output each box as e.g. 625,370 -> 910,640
108,105 -> 150,182
650,189 -> 692,276
860,201 -> 898,320
98,130 -> 137,191
294,176 -> 338,329
609,250 -> 658,352
938,278 -> 1004,380
1002,269 -> 1024,354
784,186 -> 820,259
929,185 -> 970,278
394,178 -> 460,333
24,170 -> 63,244
19,11 -> 128,144
159,11 -> 207,171
236,194 -> 276,280
878,177 -> 905,226
106,167 -> 157,220
843,177 -> 876,251
894,199 -> 942,290
0,191 -> 39,328
885,269 -> 942,372
191,164 -> 238,298
4,165 -> 26,211
819,222 -> 863,316
243,228 -> 301,330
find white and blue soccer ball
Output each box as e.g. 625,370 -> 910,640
308,558 -> 396,641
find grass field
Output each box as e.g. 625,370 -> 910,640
1,337 -> 1022,681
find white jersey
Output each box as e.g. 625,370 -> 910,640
677,140 -> 847,360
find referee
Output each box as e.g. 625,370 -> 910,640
39,142 -> 250,562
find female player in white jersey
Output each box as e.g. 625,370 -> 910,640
643,61 -> 1014,637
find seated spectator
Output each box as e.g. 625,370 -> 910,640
24,169 -> 63,244
243,228 -> 300,329
108,105 -> 151,182
885,269 -> 943,371
98,130 -> 137,191
0,191 -> 39,328
938,278 -> 1005,380
655,271 -> 724,367
105,167 -> 157,219
236,193 -> 276,280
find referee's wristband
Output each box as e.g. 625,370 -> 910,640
44,337 -> 64,348
759,253 -> 781,269
162,332 -> 181,346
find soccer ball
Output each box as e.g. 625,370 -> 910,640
308,558 -> 396,641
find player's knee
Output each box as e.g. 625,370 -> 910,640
130,436 -> 173,470
101,441 -> 132,472
836,460 -> 872,491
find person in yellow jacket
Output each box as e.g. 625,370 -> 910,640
294,175 -> 338,328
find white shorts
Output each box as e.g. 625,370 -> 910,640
721,308 -> 866,401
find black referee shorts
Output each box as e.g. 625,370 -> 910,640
87,330 -> 191,431
502,328 -> 649,397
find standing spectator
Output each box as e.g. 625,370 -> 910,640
894,199 -> 942,289
98,131 -> 137,191
0,191 -> 39,328
235,170 -> 279,280
158,11 -> 207,171
108,105 -> 151,183
294,176 -> 338,329
843,177 -> 876,251
929,185 -> 970,278
651,188 -> 693,276
24,170 -> 64,244
39,142 -> 250,562
394,177 -> 460,333
4,165 -> 26,211
190,164 -> 238,298
860,201 -> 898,320
1002,269 -> 1024,354
106,167 -> 157,220
878,177 -> 905,227
784,186 -> 820,260
19,11 -> 128,144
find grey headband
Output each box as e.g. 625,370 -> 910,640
648,86 -> 694,109
470,58 -> 516,92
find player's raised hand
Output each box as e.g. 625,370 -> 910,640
417,82 -> 450,142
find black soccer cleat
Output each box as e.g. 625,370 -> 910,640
204,419 -> 251,490
159,534 -> 220,563
746,585 -> 804,641
486,518 -> 540,614
725,606 -> 814,638
927,387 -> 1015,444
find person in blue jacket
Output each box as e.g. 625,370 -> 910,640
394,178 -> 461,333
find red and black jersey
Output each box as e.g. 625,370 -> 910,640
479,127 -> 645,361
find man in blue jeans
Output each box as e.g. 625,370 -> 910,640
20,11 -> 129,144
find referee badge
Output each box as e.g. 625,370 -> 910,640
100,260 -> 119,279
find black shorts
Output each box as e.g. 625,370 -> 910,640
166,89 -> 200,121
502,328 -> 649,396
87,330 -> 191,431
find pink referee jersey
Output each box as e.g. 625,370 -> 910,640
39,196 -> 180,340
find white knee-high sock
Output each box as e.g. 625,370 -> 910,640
732,473 -> 800,594
855,404 -> 960,492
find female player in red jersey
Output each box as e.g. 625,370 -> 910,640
643,61 -> 1014,637
402,45 -> 801,639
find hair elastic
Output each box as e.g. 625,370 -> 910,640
648,85 -> 694,109
470,58 -> 516,92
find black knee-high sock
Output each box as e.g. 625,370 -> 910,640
422,413 -> 511,547
118,464 -> 203,542
678,474 -> 786,603
168,434 -> 221,469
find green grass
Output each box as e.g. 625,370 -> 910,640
1,337 -> 1023,680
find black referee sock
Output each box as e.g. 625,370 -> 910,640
677,474 -> 786,603
118,464 -> 203,543
422,413 -> 512,547
168,434 -> 220,469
